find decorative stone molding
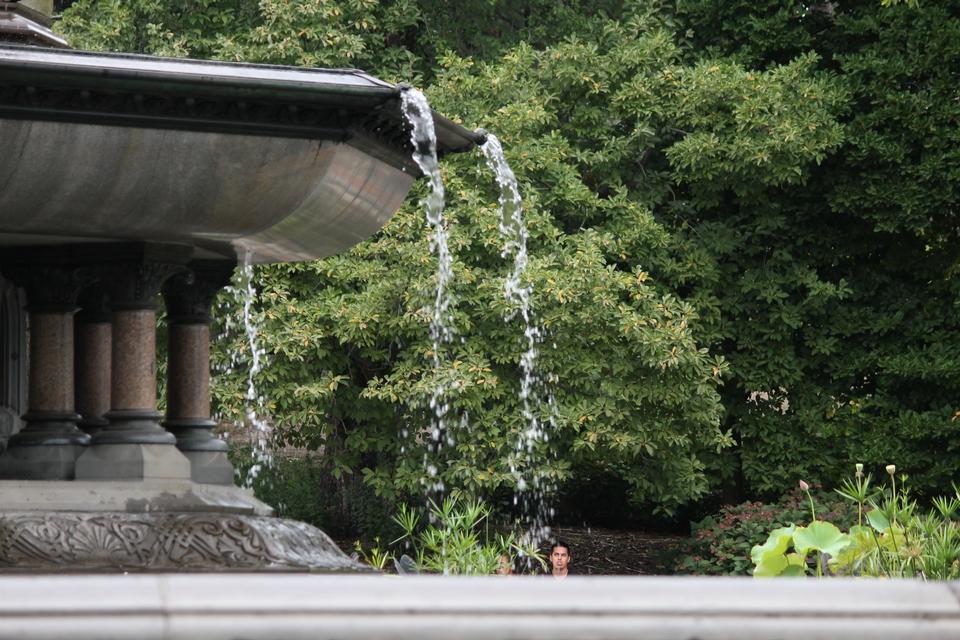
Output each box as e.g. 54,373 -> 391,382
162,261 -> 234,325
0,512 -> 367,572
105,261 -> 189,310
0,264 -> 95,309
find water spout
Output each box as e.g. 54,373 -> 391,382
401,87 -> 455,496
480,133 -> 558,546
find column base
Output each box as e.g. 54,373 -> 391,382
0,443 -> 87,480
74,443 -> 192,480
0,412 -> 89,479
93,409 -> 177,445
164,418 -> 234,484
7,411 -> 89,446
183,450 -> 235,485
77,416 -> 109,438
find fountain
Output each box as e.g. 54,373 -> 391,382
0,7 -> 957,640
0,3 -> 483,571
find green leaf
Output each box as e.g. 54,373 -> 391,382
793,521 -> 851,557
751,525 -> 796,565
867,509 -> 891,533
751,525 -> 797,577
781,553 -> 807,577
753,552 -> 788,577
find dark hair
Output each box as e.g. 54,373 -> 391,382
550,540 -> 571,556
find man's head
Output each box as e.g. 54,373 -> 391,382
549,540 -> 571,576
496,553 -> 513,576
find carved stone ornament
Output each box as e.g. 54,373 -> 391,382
0,265 -> 97,309
105,261 -> 189,309
162,261 -> 235,324
0,512 -> 371,572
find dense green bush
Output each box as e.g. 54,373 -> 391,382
229,447 -> 397,541
676,485 -> 856,576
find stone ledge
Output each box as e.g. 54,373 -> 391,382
0,479 -> 272,515
0,575 -> 956,639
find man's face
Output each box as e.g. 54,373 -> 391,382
550,546 -> 570,572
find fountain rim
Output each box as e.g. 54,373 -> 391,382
0,43 -> 485,155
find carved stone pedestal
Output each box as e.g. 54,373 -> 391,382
0,512 -> 365,572
0,480 -> 369,572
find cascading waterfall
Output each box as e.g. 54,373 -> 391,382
481,133 -> 558,546
401,89 -> 557,546
216,249 -> 272,488
401,87 -> 455,497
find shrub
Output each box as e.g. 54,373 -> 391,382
229,447 -> 397,541
355,495 -> 546,575
753,466 -> 960,579
676,484 -> 856,575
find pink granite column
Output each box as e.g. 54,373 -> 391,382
0,266 -> 90,480
75,249 -> 194,481
162,262 -> 235,484
74,291 -> 111,436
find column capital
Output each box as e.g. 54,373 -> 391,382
1,265 -> 97,310
103,261 -> 189,310
162,260 -> 235,324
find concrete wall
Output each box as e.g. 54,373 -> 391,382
1,574 -> 958,639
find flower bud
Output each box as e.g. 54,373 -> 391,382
799,479 -> 810,491
886,464 -> 896,476
855,463 -> 864,478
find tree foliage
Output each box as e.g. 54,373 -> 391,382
58,0 -> 960,515
672,0 -> 960,496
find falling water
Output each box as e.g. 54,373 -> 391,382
400,89 -> 556,544
218,249 -> 272,488
480,134 -> 558,546
401,87 -> 455,496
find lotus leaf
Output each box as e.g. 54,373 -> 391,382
867,509 -> 891,533
793,521 -> 851,557
751,526 -> 797,577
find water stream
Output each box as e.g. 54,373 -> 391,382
401,91 -> 556,544
481,133 -> 558,546
218,89 -> 555,549
216,249 -> 272,488
401,87 -> 455,497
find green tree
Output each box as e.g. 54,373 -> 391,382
59,1 -> 751,513
670,0 -> 960,496
60,0 -> 959,517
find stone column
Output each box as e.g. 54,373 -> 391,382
162,262 -> 235,484
0,267 -> 90,479
75,258 -> 192,481
74,289 -> 111,437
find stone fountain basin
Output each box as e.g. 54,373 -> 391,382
0,45 -> 478,262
